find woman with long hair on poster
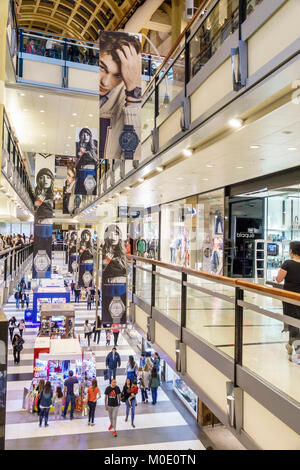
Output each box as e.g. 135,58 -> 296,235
102,224 -> 127,283
34,168 -> 54,224
75,127 -> 98,195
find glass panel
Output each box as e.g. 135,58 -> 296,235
158,53 -> 185,115
67,43 -> 98,65
154,267 -> 181,324
186,276 -> 236,358
141,93 -> 155,142
135,263 -> 152,304
23,34 -> 64,60
189,0 -> 239,79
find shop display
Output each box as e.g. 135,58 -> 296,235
165,364 -> 197,418
25,287 -> 70,324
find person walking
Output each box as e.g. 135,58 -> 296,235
139,354 -> 146,368
63,370 -> 78,420
18,319 -> 25,338
87,292 -> 92,310
123,377 -> 138,428
12,333 -> 24,365
126,355 -> 138,382
93,315 -> 101,344
26,294 -> 30,309
71,280 -> 75,296
84,319 -> 92,347
8,316 -> 17,342
39,381 -> 53,427
86,378 -> 101,426
139,370 -> 149,403
54,385 -> 63,421
149,368 -> 160,405
14,291 -> 20,309
112,323 -> 120,347
74,288 -> 80,303
105,378 -> 121,437
276,241 -> 300,360
21,292 -> 26,309
106,347 -> 121,383
152,352 -> 161,373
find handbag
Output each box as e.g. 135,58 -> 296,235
121,392 -> 126,403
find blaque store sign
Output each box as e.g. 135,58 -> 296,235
236,232 -> 255,238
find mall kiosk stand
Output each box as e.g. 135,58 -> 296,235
0,309 -> 8,450
25,286 -> 70,324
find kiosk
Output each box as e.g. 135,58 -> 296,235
25,286 -> 70,324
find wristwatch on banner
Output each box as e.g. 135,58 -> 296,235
119,125 -> 139,160
84,174 -> 96,194
82,270 -> 92,286
109,296 -> 125,323
34,250 -> 51,275
125,87 -> 142,99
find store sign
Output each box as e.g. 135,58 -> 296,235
99,31 -> 142,160
236,233 -> 255,238
33,154 -> 55,279
78,228 -> 94,288
75,127 -> 98,196
101,223 -> 127,325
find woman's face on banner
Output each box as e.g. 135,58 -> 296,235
99,54 -> 122,95
39,173 -> 52,189
67,169 -> 75,185
109,229 -> 119,246
82,131 -> 91,144
83,232 -> 90,242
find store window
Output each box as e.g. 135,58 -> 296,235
165,364 -> 197,418
127,207 -> 159,259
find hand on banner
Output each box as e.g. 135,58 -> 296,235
116,44 -> 141,93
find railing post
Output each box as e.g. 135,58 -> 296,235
132,259 -> 136,296
151,263 -> 156,309
181,271 -> 187,341
234,286 -> 244,386
4,255 -> 7,282
62,38 -> 68,88
239,0 -> 247,39
10,251 -> 12,276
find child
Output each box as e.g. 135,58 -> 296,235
106,329 -> 112,346
54,385 -> 63,421
128,379 -> 139,408
138,373 -> 148,403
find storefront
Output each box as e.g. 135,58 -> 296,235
165,363 -> 197,418
126,206 -> 160,259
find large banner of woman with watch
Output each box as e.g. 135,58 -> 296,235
33,154 -> 55,279
75,127 -> 98,195
102,224 -> 127,325
99,31 -> 142,160
78,229 -> 94,288
68,230 -> 78,275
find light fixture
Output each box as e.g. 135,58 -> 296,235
125,186 -> 131,191
206,164 -> 213,168
70,124 -> 74,127
202,178 -> 208,181
72,113 -> 77,116
236,166 -> 243,169
229,118 -> 243,129
115,192 -> 120,196
183,149 -> 193,157
20,93 -> 25,97
23,109 -> 28,112
288,147 -> 297,151
40,110 -> 45,113
138,177 -> 144,183
66,144 -> 70,147
156,166 -> 163,172
42,134 -> 46,137
250,145 -> 260,149
39,95 -> 44,98
88,114 -> 93,117
41,121 -> 45,125
68,136 -> 71,139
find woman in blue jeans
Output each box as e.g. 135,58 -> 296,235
149,368 -> 160,405
39,381 -> 53,427
126,356 -> 138,382
122,378 -> 136,427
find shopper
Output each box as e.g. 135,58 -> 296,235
70,280 -> 75,296
54,386 -> 63,421
149,368 -> 160,405
112,323 -> 120,347
87,292 -> 92,310
84,319 -> 92,347
74,288 -> 80,303
14,291 -> 20,309
122,377 -> 136,427
106,329 -> 112,346
139,370 -> 148,403
26,294 -> 30,309
18,319 -> 25,338
276,241 -> 300,360
93,315 -> 101,344
126,355 -> 138,382
12,333 -> 24,364
86,378 -> 101,426
139,354 -> 146,368
105,378 -> 121,437
21,292 -> 26,309
39,381 -> 53,427
106,347 -> 121,383
63,370 -> 78,420
152,352 -> 160,373
8,316 -> 17,342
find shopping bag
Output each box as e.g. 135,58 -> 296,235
82,404 -> 89,416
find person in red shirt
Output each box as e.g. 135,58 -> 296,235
128,379 -> 138,408
112,323 -> 120,346
26,40 -> 36,54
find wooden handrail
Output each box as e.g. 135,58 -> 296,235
236,279 -> 300,303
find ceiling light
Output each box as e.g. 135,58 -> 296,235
229,118 -> 243,129
115,192 -> 120,196
183,149 -> 193,157
250,145 -> 260,149
70,124 -> 74,127
39,95 -> 44,98
41,122 -> 45,125
23,109 -> 28,112
68,136 -> 71,139
66,144 -> 70,147
206,164 -> 213,168
20,93 -> 25,96
88,114 -> 93,117
202,178 -> 208,181
138,178 -> 144,183
40,110 -> 45,113
288,147 -> 297,151
42,142 -> 46,145
72,113 -> 77,116
236,166 -> 243,169
156,166 -> 163,172
42,134 -> 46,137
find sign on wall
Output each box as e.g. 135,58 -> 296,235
99,31 -> 142,160
75,127 -> 98,195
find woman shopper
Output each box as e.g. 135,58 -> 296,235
39,381 -> 53,427
112,324 -> 120,347
152,352 -> 160,373
18,319 -> 25,338
84,319 -> 92,347
12,333 -> 24,365
8,316 -> 17,342
126,356 -> 138,382
54,386 -> 63,421
122,377 -> 136,428
149,368 -> 160,405
87,292 -> 92,310
276,241 -> 300,360
86,379 -> 101,426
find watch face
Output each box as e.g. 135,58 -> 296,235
133,87 -> 142,98
119,131 -> 139,151
82,270 -> 92,286
34,253 -> 50,271
84,175 -> 96,192
109,299 -> 125,317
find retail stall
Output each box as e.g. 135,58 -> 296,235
39,303 -> 75,338
25,286 -> 70,324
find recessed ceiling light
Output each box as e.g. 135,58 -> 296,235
250,145 -> 260,149
39,95 -> 44,98
40,110 -> 45,113
72,113 -> 77,116
42,134 -> 46,137
125,186 -> 131,191
177,177 -> 183,181
229,118 -> 243,129
66,143 -> 70,147
183,149 -> 193,157
41,121 -> 45,125
23,109 -> 28,112
88,114 -> 93,117
202,178 -> 208,181
288,147 -> 297,151
156,166 -> 163,172
20,93 -> 25,97
68,136 -> 71,139
42,142 -> 46,145
236,166 -> 243,169
206,164 -> 213,168
70,124 -> 74,127
115,192 -> 120,196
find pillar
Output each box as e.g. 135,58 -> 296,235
171,0 -> 182,47
0,1 -> 9,173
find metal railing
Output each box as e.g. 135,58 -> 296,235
128,254 -> 300,412
0,242 -> 33,285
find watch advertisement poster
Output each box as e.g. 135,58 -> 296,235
102,224 -> 127,325
33,154 -> 55,279
68,230 -> 78,275
99,31 -> 141,160
75,127 -> 98,196
78,228 -> 94,288
63,165 -> 82,214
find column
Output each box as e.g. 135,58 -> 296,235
0,1 -> 9,174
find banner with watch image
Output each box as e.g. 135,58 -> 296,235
78,228 -> 94,288
101,223 -> 127,325
68,230 -> 78,275
75,127 -> 98,196
33,154 -> 55,279
99,31 -> 142,160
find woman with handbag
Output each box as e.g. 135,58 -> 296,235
85,379 -> 101,426
12,333 -> 24,364
39,381 -> 53,427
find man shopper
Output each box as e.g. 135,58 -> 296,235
63,370 -> 78,420
105,347 -> 121,383
105,378 -> 121,437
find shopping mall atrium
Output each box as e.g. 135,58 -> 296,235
0,0 -> 300,453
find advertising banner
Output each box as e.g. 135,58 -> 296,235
33,154 -> 55,279
68,230 -> 78,275
75,127 -> 98,195
78,228 -> 94,288
101,224 -> 127,325
99,31 -> 142,160
63,165 -> 82,214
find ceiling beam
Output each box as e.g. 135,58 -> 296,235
145,11 -> 172,33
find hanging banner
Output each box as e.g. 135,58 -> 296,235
99,31 -> 142,160
68,230 -> 78,275
33,154 -> 55,279
63,164 -> 82,214
101,224 -> 127,325
75,127 -> 98,195
78,228 -> 94,288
